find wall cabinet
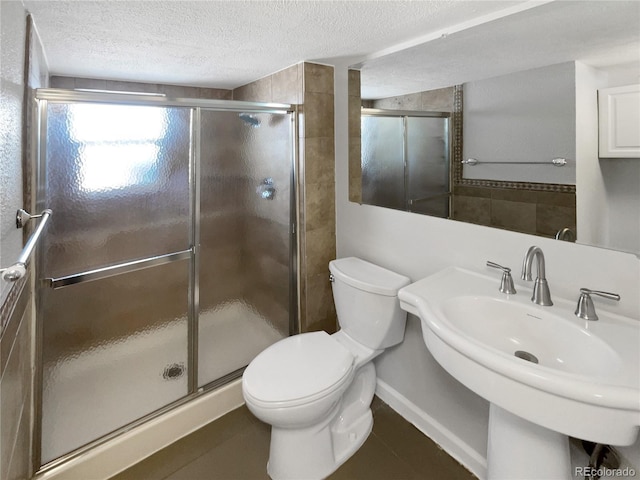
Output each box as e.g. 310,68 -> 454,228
598,84 -> 640,158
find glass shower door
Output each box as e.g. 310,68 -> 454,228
38,102 -> 193,463
406,116 -> 450,217
361,111 -> 451,217
197,110 -> 293,387
361,115 -> 405,210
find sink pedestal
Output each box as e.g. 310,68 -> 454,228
488,404 -> 571,480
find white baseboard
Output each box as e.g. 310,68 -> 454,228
375,379 -> 487,480
35,379 -> 244,480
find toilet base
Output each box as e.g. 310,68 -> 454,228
266,363 -> 377,480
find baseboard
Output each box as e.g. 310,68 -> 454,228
34,379 -> 244,480
375,378 -> 487,479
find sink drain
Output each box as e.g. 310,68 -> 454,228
514,350 -> 539,364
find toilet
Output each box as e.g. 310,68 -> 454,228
242,257 -> 411,480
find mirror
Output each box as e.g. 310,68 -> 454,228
349,1 -> 640,255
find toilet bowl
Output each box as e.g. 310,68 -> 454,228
242,257 -> 410,480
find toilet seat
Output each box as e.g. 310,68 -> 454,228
243,331 -> 354,409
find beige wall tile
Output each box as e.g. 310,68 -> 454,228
536,204 -> 576,238
453,185 -> 492,198
1,296 -> 32,480
348,69 -> 361,98
304,224 -> 336,278
420,86 -> 455,111
49,75 -> 75,89
348,137 -> 362,204
491,200 -> 537,234
348,94 -> 361,139
304,137 -> 335,187
452,195 -> 491,225
373,92 -> 421,110
233,76 -> 272,102
304,92 -> 334,138
109,80 -> 156,93
491,188 -> 538,203
536,191 -> 576,208
73,77 -> 108,90
157,84 -> 188,97
271,65 -> 301,104
6,388 -> 31,480
197,88 -> 233,100
305,181 -> 335,233
304,273 -> 337,333
303,63 -> 334,95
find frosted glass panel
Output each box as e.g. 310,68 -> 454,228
39,101 -> 192,463
40,260 -> 189,463
198,110 -> 292,387
361,116 -> 405,210
406,116 -> 450,218
42,103 -> 191,278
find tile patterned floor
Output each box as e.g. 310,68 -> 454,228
111,397 -> 477,480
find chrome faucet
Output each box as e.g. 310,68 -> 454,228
521,246 -> 553,306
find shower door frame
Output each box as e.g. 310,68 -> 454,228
361,108 -> 453,214
31,88 -> 299,474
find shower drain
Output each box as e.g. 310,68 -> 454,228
514,350 -> 539,364
163,363 -> 185,380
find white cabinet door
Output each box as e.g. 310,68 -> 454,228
598,84 -> 640,158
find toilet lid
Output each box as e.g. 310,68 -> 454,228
243,331 -> 354,405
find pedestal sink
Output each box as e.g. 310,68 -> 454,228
398,267 -> 640,480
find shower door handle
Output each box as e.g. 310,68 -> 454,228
44,248 -> 193,289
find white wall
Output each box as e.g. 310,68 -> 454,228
0,0 -> 28,306
576,62 -> 640,255
575,62 -> 610,252
334,63 -> 640,478
463,62 -> 576,185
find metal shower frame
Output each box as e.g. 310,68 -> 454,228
31,88 -> 300,474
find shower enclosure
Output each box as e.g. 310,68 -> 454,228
361,109 -> 451,218
32,89 -> 297,470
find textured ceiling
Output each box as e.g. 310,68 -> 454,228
22,1 -> 640,96
359,0 -> 640,98
24,0 -> 526,88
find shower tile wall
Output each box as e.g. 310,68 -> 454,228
233,63 -> 337,334
348,70 -> 362,203
452,185 -> 577,237
369,85 -> 456,111
0,9 -> 49,480
0,284 -> 33,480
53,63 -> 337,335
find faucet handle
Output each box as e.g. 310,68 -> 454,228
575,288 -> 621,321
486,261 -> 517,295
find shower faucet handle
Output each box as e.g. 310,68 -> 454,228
486,261 -> 517,295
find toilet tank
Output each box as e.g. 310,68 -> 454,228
329,257 -> 411,350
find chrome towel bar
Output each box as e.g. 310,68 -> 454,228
45,248 -> 192,289
1,209 -> 53,282
462,158 -> 567,167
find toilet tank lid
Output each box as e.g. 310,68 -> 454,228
329,257 -> 411,297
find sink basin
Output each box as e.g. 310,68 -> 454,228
398,266 -> 640,478
442,296 -> 623,379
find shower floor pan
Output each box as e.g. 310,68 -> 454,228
41,299 -> 283,464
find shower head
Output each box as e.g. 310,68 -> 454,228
239,113 -> 260,127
